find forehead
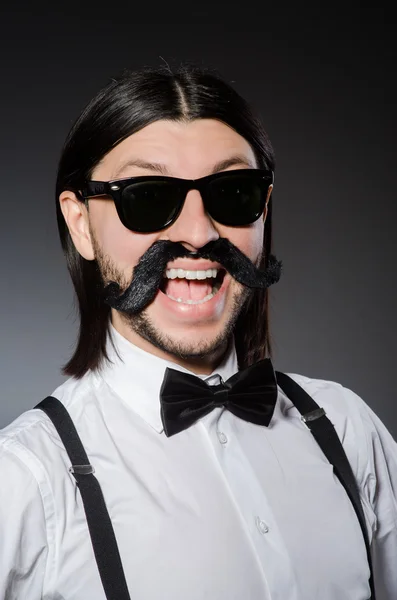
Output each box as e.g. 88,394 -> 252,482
93,118 -> 257,180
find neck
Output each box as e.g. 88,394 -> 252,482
111,312 -> 230,375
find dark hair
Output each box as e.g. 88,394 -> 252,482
56,64 -> 276,377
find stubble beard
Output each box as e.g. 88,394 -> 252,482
124,283 -> 250,361
92,235 -> 252,362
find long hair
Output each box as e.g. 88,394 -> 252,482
56,64 -> 276,377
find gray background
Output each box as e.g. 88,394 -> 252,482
0,6 -> 396,437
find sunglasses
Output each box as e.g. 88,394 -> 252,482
79,168 -> 273,234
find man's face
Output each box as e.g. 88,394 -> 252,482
71,119 -> 267,366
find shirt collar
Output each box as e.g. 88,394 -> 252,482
98,325 -> 239,434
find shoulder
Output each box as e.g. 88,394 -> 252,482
0,372 -> 100,485
0,376 -> 97,593
1,369 -> 100,438
282,371 -> 390,437
281,371 -> 397,501
281,371 -> 378,428
0,414 -> 56,562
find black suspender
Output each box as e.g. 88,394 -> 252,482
35,373 -> 375,600
275,372 -> 375,600
35,397 -> 132,600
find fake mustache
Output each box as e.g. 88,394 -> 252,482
103,238 -> 282,314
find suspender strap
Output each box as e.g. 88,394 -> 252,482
35,397 -> 131,600
36,376 -> 376,600
275,372 -> 376,600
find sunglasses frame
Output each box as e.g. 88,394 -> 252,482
79,168 -> 274,233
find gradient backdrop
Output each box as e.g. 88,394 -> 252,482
0,7 -> 396,437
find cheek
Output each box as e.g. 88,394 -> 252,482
89,200 -> 157,270
220,220 -> 264,262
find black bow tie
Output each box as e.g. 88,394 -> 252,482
159,358 -> 278,437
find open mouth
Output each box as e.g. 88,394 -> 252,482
160,268 -> 226,305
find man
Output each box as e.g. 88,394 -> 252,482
0,64 -> 396,600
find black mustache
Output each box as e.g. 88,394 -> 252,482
103,238 -> 282,314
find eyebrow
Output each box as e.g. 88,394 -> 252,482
112,159 -> 169,178
210,155 -> 256,173
111,154 -> 256,180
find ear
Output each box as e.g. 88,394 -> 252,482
59,191 -> 95,260
263,184 -> 273,222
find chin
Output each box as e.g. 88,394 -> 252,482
129,312 -> 232,361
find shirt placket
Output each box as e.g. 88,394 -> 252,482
201,406 -> 299,600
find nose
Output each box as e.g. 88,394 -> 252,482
165,189 -> 219,250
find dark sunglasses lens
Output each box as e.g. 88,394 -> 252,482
120,181 -> 183,232
207,173 -> 267,226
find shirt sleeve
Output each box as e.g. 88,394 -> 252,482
344,390 -> 397,600
0,440 -> 49,600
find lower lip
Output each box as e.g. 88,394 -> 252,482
156,273 -> 230,320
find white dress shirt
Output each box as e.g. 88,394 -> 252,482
0,326 -> 396,600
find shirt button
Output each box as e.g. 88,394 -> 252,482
217,431 -> 228,445
255,516 -> 269,534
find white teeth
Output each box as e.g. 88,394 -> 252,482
165,268 -> 218,280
